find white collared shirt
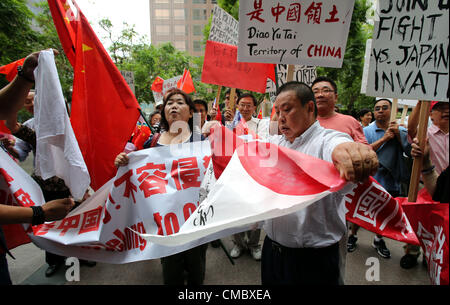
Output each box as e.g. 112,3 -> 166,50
264,121 -> 353,248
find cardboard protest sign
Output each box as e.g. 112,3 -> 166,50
238,0 -> 355,67
266,64 -> 316,100
209,5 -> 239,45
201,40 -> 275,93
362,1 -> 449,101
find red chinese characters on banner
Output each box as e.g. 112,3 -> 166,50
171,157 -> 201,191
137,162 -> 169,198
325,5 -> 340,23
246,1 -> 341,25
114,170 -> 138,203
247,0 -> 265,23
287,3 -> 302,23
401,200 -> 449,285
345,177 -> 419,245
32,206 -> 104,237
305,2 -> 322,24
13,189 -> 36,207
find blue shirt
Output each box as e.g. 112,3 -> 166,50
364,122 -> 411,194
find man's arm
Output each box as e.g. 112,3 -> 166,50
0,198 -> 74,225
0,52 -> 38,119
369,130 -> 394,152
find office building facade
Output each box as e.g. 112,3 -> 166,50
149,0 -> 217,57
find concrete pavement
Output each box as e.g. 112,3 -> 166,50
7,228 -> 430,285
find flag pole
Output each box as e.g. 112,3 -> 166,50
408,100 -> 430,202
216,85 -> 222,107
390,98 -> 398,122
287,65 -> 295,82
138,108 -> 155,134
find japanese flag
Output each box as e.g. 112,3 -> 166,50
136,140 -> 348,246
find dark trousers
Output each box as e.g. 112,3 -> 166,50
261,236 -> 340,285
0,253 -> 12,285
161,244 -> 208,285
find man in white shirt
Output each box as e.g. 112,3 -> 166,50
229,93 -> 268,260
262,81 -> 378,284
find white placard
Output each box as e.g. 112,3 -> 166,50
209,5 -> 239,45
363,1 -> 449,101
266,64 -> 317,99
238,0 -> 355,67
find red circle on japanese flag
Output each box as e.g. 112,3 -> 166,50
237,141 -> 331,196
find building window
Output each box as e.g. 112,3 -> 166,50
173,9 -> 185,19
155,9 -> 170,19
154,0 -> 169,3
155,25 -> 170,35
192,8 -> 206,20
193,40 -> 202,52
173,0 -> 184,3
193,25 -> 202,36
193,0 -> 206,3
174,40 -> 186,51
174,25 -> 185,35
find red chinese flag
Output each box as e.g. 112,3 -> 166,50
151,76 -> 164,92
48,0 -> 140,190
0,58 -> 25,82
201,41 -> 275,93
177,69 -> 195,94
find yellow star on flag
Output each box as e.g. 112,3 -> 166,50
82,44 -> 93,52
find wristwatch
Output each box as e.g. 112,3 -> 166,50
17,65 -> 34,83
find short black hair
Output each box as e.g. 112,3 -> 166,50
375,98 -> 392,106
149,110 -> 161,122
276,81 -> 317,117
193,99 -> 208,112
311,76 -> 338,93
237,93 -> 257,107
358,108 -> 372,119
160,88 -> 196,132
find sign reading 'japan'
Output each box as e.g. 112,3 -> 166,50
238,0 -> 355,67
362,0 -> 449,101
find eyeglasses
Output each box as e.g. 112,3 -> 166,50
374,105 -> 389,111
312,88 -> 335,95
238,104 -> 254,109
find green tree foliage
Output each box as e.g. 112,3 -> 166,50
0,0 -> 39,89
99,19 -> 216,104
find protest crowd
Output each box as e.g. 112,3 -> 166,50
0,0 -> 448,287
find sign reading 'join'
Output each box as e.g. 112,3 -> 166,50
363,0 -> 449,101
238,0 -> 355,68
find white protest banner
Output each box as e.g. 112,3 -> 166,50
362,1 -> 449,101
152,75 -> 182,104
238,0 -> 355,67
209,5 -> 239,45
2,142 -> 242,264
266,64 -> 316,100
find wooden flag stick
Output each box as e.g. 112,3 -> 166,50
228,88 -> 237,113
215,85 -> 222,105
408,100 -> 430,202
287,64 -> 295,82
390,98 -> 398,122
400,105 -> 408,126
